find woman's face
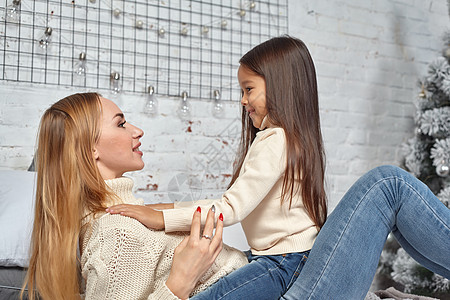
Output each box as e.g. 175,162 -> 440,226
94,97 -> 144,179
238,65 -> 267,129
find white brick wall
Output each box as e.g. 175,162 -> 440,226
0,0 -> 448,248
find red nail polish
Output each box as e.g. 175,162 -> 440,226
197,206 -> 201,213
219,213 -> 223,221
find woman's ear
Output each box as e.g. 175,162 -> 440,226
93,148 -> 99,160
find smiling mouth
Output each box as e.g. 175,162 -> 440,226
133,143 -> 142,153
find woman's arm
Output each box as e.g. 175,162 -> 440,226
166,207 -> 223,298
82,207 -> 223,300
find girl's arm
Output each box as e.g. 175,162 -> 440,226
108,128 -> 286,232
163,129 -> 287,232
106,204 -> 166,229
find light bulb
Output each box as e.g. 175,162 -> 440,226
437,160 -> 450,177
158,27 -> 166,37
38,27 -> 52,50
212,90 -> 224,118
136,20 -> 144,29
6,0 -> 21,23
110,72 -> 122,94
144,86 -> 158,116
73,52 -> 87,76
202,26 -> 209,36
177,91 -> 191,120
221,20 -> 227,29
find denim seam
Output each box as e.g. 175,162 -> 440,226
397,177 -> 450,231
217,256 -> 287,299
308,174 -> 399,299
285,254 -> 308,290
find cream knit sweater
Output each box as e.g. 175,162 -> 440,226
80,177 -> 247,300
163,125 -> 319,255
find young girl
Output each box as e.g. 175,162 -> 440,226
108,36 -> 328,299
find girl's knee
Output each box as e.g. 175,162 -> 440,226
367,165 -> 404,180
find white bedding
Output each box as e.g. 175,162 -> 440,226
0,170 -> 35,267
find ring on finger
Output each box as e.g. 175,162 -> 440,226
202,234 -> 212,240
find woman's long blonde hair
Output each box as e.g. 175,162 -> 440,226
21,93 -> 112,300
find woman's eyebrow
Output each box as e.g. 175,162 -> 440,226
113,113 -> 124,120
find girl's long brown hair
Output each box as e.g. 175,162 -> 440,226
230,36 -> 328,229
21,93 -> 112,300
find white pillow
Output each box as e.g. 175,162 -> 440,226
0,170 -> 36,267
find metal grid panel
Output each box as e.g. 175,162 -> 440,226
1,0 -> 288,101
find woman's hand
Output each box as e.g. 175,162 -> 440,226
166,206 -> 224,299
106,204 -> 165,230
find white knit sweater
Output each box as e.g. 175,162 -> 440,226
164,124 -> 319,255
80,177 -> 247,300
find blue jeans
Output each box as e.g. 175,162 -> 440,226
281,165 -> 450,300
192,250 -> 310,299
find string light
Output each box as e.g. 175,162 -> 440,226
3,0 -> 286,105
113,8 -> 121,17
221,19 -> 228,29
73,52 -> 87,76
110,71 -> 122,94
38,27 -> 52,50
136,19 -> 144,29
144,85 -> 158,116
6,0 -> 21,23
212,90 -> 224,118
177,91 -> 191,120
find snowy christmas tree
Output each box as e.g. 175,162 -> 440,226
377,34 -> 450,297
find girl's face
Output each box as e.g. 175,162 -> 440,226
238,65 -> 268,129
94,97 -> 144,179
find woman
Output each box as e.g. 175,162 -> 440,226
21,93 -> 248,300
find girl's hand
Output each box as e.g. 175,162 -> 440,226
145,203 -> 174,210
166,206 -> 224,299
106,204 -> 165,230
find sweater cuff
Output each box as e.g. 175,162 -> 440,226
174,201 -> 195,208
150,283 -> 181,300
163,207 -> 195,232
